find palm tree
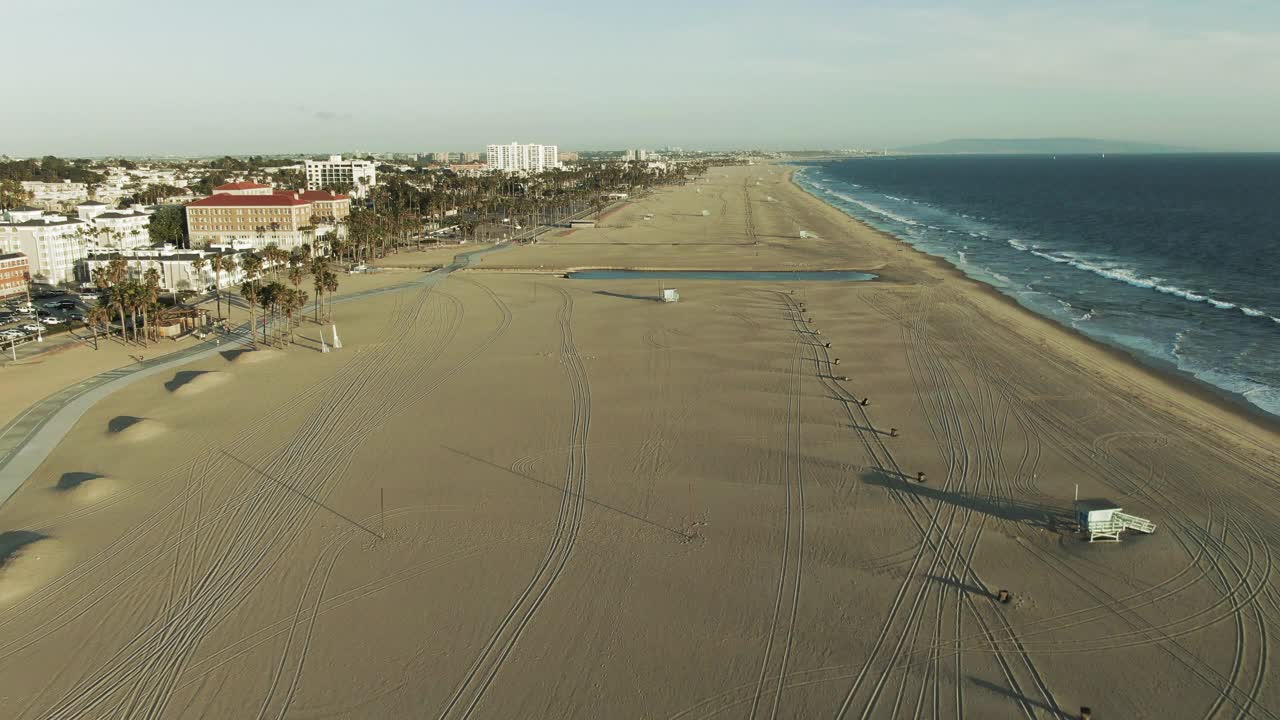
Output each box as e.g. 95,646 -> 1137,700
142,268 -> 161,344
239,252 -> 264,340
190,255 -> 207,306
240,281 -> 260,348
87,303 -> 110,349
283,288 -> 305,344
287,259 -> 304,294
311,258 -> 326,322
323,270 -> 338,321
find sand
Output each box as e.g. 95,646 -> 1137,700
0,164 -> 1277,718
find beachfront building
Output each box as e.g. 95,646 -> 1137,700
84,246 -> 248,293
0,208 -> 89,285
304,155 -> 376,198
460,151 -> 482,162
623,149 -> 649,162
185,190 -> 350,252
486,143 -> 560,174
212,181 -> 274,196
75,201 -> 154,250
20,180 -> 91,210
0,252 -> 30,299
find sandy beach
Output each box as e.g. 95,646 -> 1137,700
1,164 -> 1278,719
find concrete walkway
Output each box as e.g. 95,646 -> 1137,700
0,244 -> 507,508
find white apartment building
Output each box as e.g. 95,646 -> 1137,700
84,246 -> 248,293
90,209 -> 154,250
623,149 -> 649,162
0,208 -> 89,285
304,155 -> 376,198
486,143 -> 560,173
20,180 -> 90,209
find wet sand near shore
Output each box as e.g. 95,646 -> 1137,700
0,165 -> 1277,718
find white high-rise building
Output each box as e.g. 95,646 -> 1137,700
304,155 -> 377,198
0,208 -> 89,285
485,143 -> 560,173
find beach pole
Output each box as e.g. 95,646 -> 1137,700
332,324 -> 342,349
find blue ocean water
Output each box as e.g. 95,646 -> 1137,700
794,155 -> 1280,418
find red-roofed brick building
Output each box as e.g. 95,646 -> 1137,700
186,190 -> 350,251
212,181 -> 274,196
0,252 -> 30,300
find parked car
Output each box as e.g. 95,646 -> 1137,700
67,312 -> 86,322
20,323 -> 42,333
79,292 -> 100,302
1,329 -> 22,339
55,300 -> 78,310
41,316 -> 62,325
15,304 -> 36,314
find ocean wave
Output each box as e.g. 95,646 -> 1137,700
1008,238 -> 1028,251
834,194 -> 921,227
1027,250 -> 1280,323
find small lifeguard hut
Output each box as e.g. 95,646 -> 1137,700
661,287 -> 679,303
1075,494 -> 1157,542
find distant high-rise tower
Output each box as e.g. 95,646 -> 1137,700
485,143 -> 560,173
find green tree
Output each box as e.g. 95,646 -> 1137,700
148,206 -> 187,246
0,178 -> 31,209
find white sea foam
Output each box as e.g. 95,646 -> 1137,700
1027,250 -> 1278,323
1007,238 -> 1028,251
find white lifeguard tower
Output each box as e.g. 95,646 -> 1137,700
662,288 -> 679,303
1075,496 -> 1156,542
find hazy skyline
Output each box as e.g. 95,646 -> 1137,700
5,0 -> 1279,156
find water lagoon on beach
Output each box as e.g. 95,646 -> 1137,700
567,269 -> 877,281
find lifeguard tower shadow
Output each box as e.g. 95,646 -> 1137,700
860,470 -> 1073,534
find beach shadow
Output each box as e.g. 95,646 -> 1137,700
164,370 -> 213,393
107,416 -> 145,434
593,290 -> 659,302
0,530 -> 47,562
861,470 -> 1069,531
969,677 -> 1072,719
219,348 -> 255,362
848,423 -> 895,438
926,574 -> 996,600
55,472 -> 105,491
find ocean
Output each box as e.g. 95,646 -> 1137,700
794,154 -> 1280,419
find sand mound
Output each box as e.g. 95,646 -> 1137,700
223,349 -> 282,365
167,370 -> 230,396
106,416 -> 167,443
0,531 -> 71,605
53,472 -> 119,503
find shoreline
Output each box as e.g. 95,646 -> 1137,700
785,163 -> 1280,440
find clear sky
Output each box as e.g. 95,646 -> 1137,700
5,0 -> 1279,155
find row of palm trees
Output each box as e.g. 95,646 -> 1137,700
235,246 -> 340,348
87,243 -> 341,351
88,258 -> 164,348
317,160 -> 712,265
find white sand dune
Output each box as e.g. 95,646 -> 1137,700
226,349 -> 282,365
168,370 -> 230,397
0,532 -> 71,605
105,416 -> 166,443
52,472 -> 119,503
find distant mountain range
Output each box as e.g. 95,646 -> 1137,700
896,138 -> 1192,155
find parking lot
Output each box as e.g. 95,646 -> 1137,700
1,289 -> 92,350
